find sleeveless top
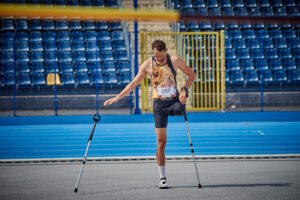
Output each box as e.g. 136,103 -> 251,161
151,54 -> 178,99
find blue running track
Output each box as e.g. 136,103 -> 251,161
0,112 -> 300,160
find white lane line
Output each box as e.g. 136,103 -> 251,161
257,130 -> 265,135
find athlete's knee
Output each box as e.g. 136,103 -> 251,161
157,138 -> 166,150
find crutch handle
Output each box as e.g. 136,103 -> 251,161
93,113 -> 101,123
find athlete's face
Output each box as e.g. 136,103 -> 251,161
153,48 -> 168,63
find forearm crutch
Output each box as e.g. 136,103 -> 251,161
184,113 -> 202,188
74,113 -> 101,193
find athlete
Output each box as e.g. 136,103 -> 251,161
104,40 -> 195,189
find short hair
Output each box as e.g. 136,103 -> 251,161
152,40 -> 166,51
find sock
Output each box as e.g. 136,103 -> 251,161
158,166 -> 166,179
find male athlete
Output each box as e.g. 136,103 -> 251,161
104,40 -> 195,189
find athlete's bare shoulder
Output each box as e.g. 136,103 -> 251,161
139,57 -> 152,75
169,54 -> 185,70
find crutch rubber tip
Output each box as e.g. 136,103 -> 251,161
198,184 -> 202,188
74,188 -> 78,193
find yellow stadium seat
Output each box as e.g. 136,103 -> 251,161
47,73 -> 61,85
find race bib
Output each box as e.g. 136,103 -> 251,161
157,85 -> 176,98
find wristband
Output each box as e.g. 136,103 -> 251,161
181,87 -> 188,97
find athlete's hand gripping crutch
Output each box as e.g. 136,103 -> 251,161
74,113 -> 101,193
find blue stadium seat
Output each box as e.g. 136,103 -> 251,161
73,51 -> 86,62
113,40 -> 126,51
2,19 -> 14,31
33,73 -> 46,86
186,21 -> 199,30
106,0 -> 119,7
226,59 -> 240,71
59,51 -> 72,63
253,22 -> 265,29
229,29 -> 242,39
16,41 -> 29,51
57,31 -> 70,41
111,31 -> 124,41
58,41 -> 71,51
233,0 -> 244,8
220,0 -> 231,8
16,62 -> 30,73
30,31 -> 42,42
119,72 -> 131,84
41,0 -> 53,4
273,38 -> 287,49
255,59 -> 269,70
275,7 -> 287,16
95,22 -> 108,30
246,39 -> 260,49
179,21 -> 186,31
194,0 -> 205,8
256,29 -> 269,39
279,48 -> 292,59
262,7 -> 274,16
181,0 -> 193,9
264,48 -> 278,59
16,52 -> 30,63
54,0 -> 66,5
209,7 -> 225,29
71,31 -> 84,41
269,29 -> 283,39
2,41 -> 14,51
72,41 -> 85,51
292,48 -> 300,59
250,48 -> 264,59
31,51 -> 44,63
16,19 -> 28,31
87,51 -> 100,63
225,71 -> 231,84
3,73 -> 15,86
69,21 -> 82,31
45,62 -> 59,73
2,52 -> 14,63
60,62 -> 73,73
287,38 -> 300,49
98,31 -> 111,41
283,59 -> 297,71
16,31 -> 29,41
67,0 -> 79,6
274,70 -> 288,83
245,70 -> 259,84
43,20 -> 55,31
245,0 -> 257,7
109,22 -> 122,31
269,59 -> 283,71
2,63 -> 14,74
288,7 -> 299,16
28,0 -> 40,4
86,41 -> 98,51
248,7 -> 261,16
104,72 -> 118,83
56,20 -> 68,31
81,0 -> 92,6
43,31 -> 56,42
91,72 -> 104,84
83,31 -> 97,41
232,38 -> 246,49
207,0 -> 218,8
289,69 -> 300,83
83,21 -> 96,31
2,31 -> 15,41
225,49 -> 237,59
99,40 -> 112,51
271,0 -> 283,7
61,72 -> 75,85
231,71 -> 244,85
225,39 -> 232,48
259,38 -> 274,49
285,0 -> 296,7
44,41 -> 55,51
237,48 -> 250,60
258,0 -> 270,7
241,59 -> 255,71
102,61 -> 115,71
223,8 -> 238,29
116,61 -> 130,72
243,29 -> 256,39
88,62 -> 102,73
195,7 -> 207,15
283,29 -> 296,39
74,62 -> 88,72
115,50 -> 128,62
32,63 -> 45,73
260,70 -> 273,83
235,7 -> 248,16
44,51 -> 57,62
94,0 -> 104,7
18,73 -> 31,86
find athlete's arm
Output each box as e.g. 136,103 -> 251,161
104,59 -> 150,106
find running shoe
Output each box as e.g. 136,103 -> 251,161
158,178 -> 168,189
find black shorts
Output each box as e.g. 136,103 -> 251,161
153,98 -> 183,128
